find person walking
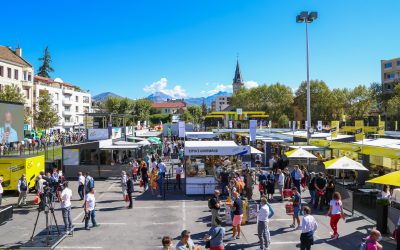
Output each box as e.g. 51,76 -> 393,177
84,172 -> 94,195
126,175 -> 134,209
245,169 -> 254,200
0,175 -> 3,206
84,188 -> 99,230
363,229 -> 383,250
291,165 -> 302,193
78,172 -> 85,200
121,171 -> 127,200
174,162 -> 183,191
157,159 -> 166,197
307,173 -> 316,205
277,169 -> 285,202
203,217 -> 225,250
161,236 -> 173,250
60,181 -> 73,233
229,191 -> 243,240
132,160 -> 138,182
209,190 -> 221,226
256,197 -> 271,250
290,187 -> 301,229
140,162 -> 149,192
150,167 -> 159,196
326,192 -> 344,239
325,175 -> 335,208
300,206 -> 318,250
17,174 -> 28,207
266,170 -> 275,201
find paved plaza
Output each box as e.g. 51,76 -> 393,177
0,175 -> 397,250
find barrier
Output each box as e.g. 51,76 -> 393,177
335,184 -> 354,216
0,205 -> 13,224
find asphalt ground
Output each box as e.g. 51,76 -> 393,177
0,173 -> 397,250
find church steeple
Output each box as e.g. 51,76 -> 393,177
232,59 -> 244,93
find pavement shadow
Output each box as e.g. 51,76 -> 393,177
97,206 -> 125,212
269,226 -> 292,236
195,215 -> 211,224
323,231 -> 368,249
224,242 -> 259,249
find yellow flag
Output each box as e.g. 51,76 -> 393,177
331,121 -> 339,138
297,121 -> 300,130
355,120 -> 364,141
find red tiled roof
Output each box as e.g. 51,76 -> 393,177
0,46 -> 32,67
151,102 -> 186,108
34,75 -> 76,88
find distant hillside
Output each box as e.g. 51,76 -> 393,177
147,91 -> 174,103
93,92 -> 122,102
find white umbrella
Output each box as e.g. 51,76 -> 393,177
324,156 -> 369,171
285,147 -> 317,159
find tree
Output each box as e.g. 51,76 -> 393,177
102,97 -> 135,126
37,46 -> 54,78
295,80 -> 336,124
134,99 -> 152,122
149,113 -> 171,124
278,114 -> 289,128
201,98 -> 208,116
387,84 -> 400,117
187,105 -> 203,124
344,85 -> 374,120
34,91 -> 59,129
0,84 -> 25,104
181,110 -> 194,123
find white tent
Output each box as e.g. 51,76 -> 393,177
285,147 -> 317,159
324,156 -> 369,171
184,141 -> 250,156
250,147 -> 263,154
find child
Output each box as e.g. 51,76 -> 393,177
290,187 -> 301,229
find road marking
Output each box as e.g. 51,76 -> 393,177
74,222 -> 126,225
182,200 -> 186,231
153,222 -> 178,225
73,182 -> 116,222
58,247 -> 103,249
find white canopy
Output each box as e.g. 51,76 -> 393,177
184,140 -> 250,156
285,147 -> 317,159
185,132 -> 218,139
250,147 -> 263,154
325,156 -> 369,171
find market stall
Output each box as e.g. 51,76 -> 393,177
184,140 -> 250,195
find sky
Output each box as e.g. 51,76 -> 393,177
2,0 -> 399,99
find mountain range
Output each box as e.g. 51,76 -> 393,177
93,91 -> 232,106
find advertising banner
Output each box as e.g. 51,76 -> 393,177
317,120 -> 323,131
88,128 -> 109,141
355,120 -> 364,141
331,121 -> 339,138
178,121 -> 185,138
112,127 -> 122,139
63,149 -> 79,165
249,120 -> 257,142
0,102 -> 24,143
185,145 -> 250,156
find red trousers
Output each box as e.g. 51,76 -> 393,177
330,214 -> 341,235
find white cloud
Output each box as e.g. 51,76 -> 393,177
143,78 -> 187,98
244,80 -> 258,89
205,84 -> 232,96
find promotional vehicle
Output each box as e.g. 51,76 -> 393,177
0,155 -> 45,191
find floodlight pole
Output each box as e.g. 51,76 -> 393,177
305,19 -> 311,145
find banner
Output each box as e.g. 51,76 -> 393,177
317,121 -> 323,132
331,121 -> 339,138
378,120 -> 385,135
297,121 -> 300,130
355,120 -> 364,141
292,121 -> 296,131
178,121 -> 185,138
249,120 -> 257,142
88,128 -> 109,141
229,120 -> 233,129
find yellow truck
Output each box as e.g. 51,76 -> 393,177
0,155 -> 45,191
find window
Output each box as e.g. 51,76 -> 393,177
0,66 -> 3,77
387,84 -> 392,90
75,96 -> 79,102
384,62 -> 392,69
397,61 -> 400,67
55,93 -> 59,100
28,73 -> 31,81
14,69 -> 18,80
23,71 -> 27,81
83,96 -> 90,103
387,73 -> 396,79
7,68 -> 11,78
75,106 -> 79,112
24,89 -> 29,99
55,104 -> 59,111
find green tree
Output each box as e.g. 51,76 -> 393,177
102,97 -> 135,126
149,113 -> 171,124
331,88 -> 349,121
134,99 -> 152,122
201,98 -> 208,116
344,85 -> 374,120
37,46 -> 54,78
387,84 -> 400,117
181,110 -> 194,123
295,80 -> 335,124
0,84 -> 25,104
187,105 -> 203,124
34,91 -> 59,129
278,114 -> 289,128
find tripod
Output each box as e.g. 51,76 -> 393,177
30,195 -> 60,246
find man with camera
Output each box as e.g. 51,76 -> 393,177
60,181 -> 73,233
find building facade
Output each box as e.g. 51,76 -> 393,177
0,46 -> 34,127
151,101 -> 186,114
381,57 -> 400,94
211,96 -> 231,111
232,59 -> 244,93
34,76 -> 91,131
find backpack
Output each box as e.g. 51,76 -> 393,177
20,180 -> 28,191
86,176 -> 94,190
208,197 -> 215,209
267,203 -> 274,218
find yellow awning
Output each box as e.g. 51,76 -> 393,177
360,146 -> 400,159
367,171 -> 400,186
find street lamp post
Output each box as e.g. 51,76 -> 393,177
297,11 -> 318,145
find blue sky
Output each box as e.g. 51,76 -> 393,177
2,1 -> 399,98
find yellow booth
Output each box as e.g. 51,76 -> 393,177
0,155 -> 45,191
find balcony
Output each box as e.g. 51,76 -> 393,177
21,80 -> 33,87
62,88 -> 74,95
63,110 -> 73,116
63,99 -> 73,105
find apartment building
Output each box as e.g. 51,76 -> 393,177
211,96 -> 231,111
0,46 -> 34,126
151,100 -> 186,114
34,76 -> 91,131
381,57 -> 400,94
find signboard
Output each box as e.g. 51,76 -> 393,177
88,128 -> 109,141
63,149 -> 79,165
317,120 -> 323,132
229,120 -> 233,129
112,127 -> 122,139
83,116 -> 94,129
292,121 -> 296,131
236,108 -> 242,115
249,120 -> 257,142
355,120 -> 364,141
331,121 -> 339,138
185,145 -> 250,156
178,121 -> 185,138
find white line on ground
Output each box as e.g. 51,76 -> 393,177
182,200 -> 186,231
271,241 -> 300,245
74,222 -> 126,225
72,182 -> 116,222
152,222 -> 178,225
57,247 -> 103,249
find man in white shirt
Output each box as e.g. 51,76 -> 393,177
175,163 -> 183,190
17,174 -> 28,207
60,181 -> 73,232
300,206 -> 318,250
84,188 -> 99,230
78,172 -> 85,200
277,169 -> 285,201
256,197 -> 271,250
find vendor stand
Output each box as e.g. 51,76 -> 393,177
184,140 -> 250,195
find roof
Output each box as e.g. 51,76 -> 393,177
0,46 -> 32,67
151,102 -> 186,109
34,75 -> 77,88
233,59 -> 243,84
353,138 -> 400,148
